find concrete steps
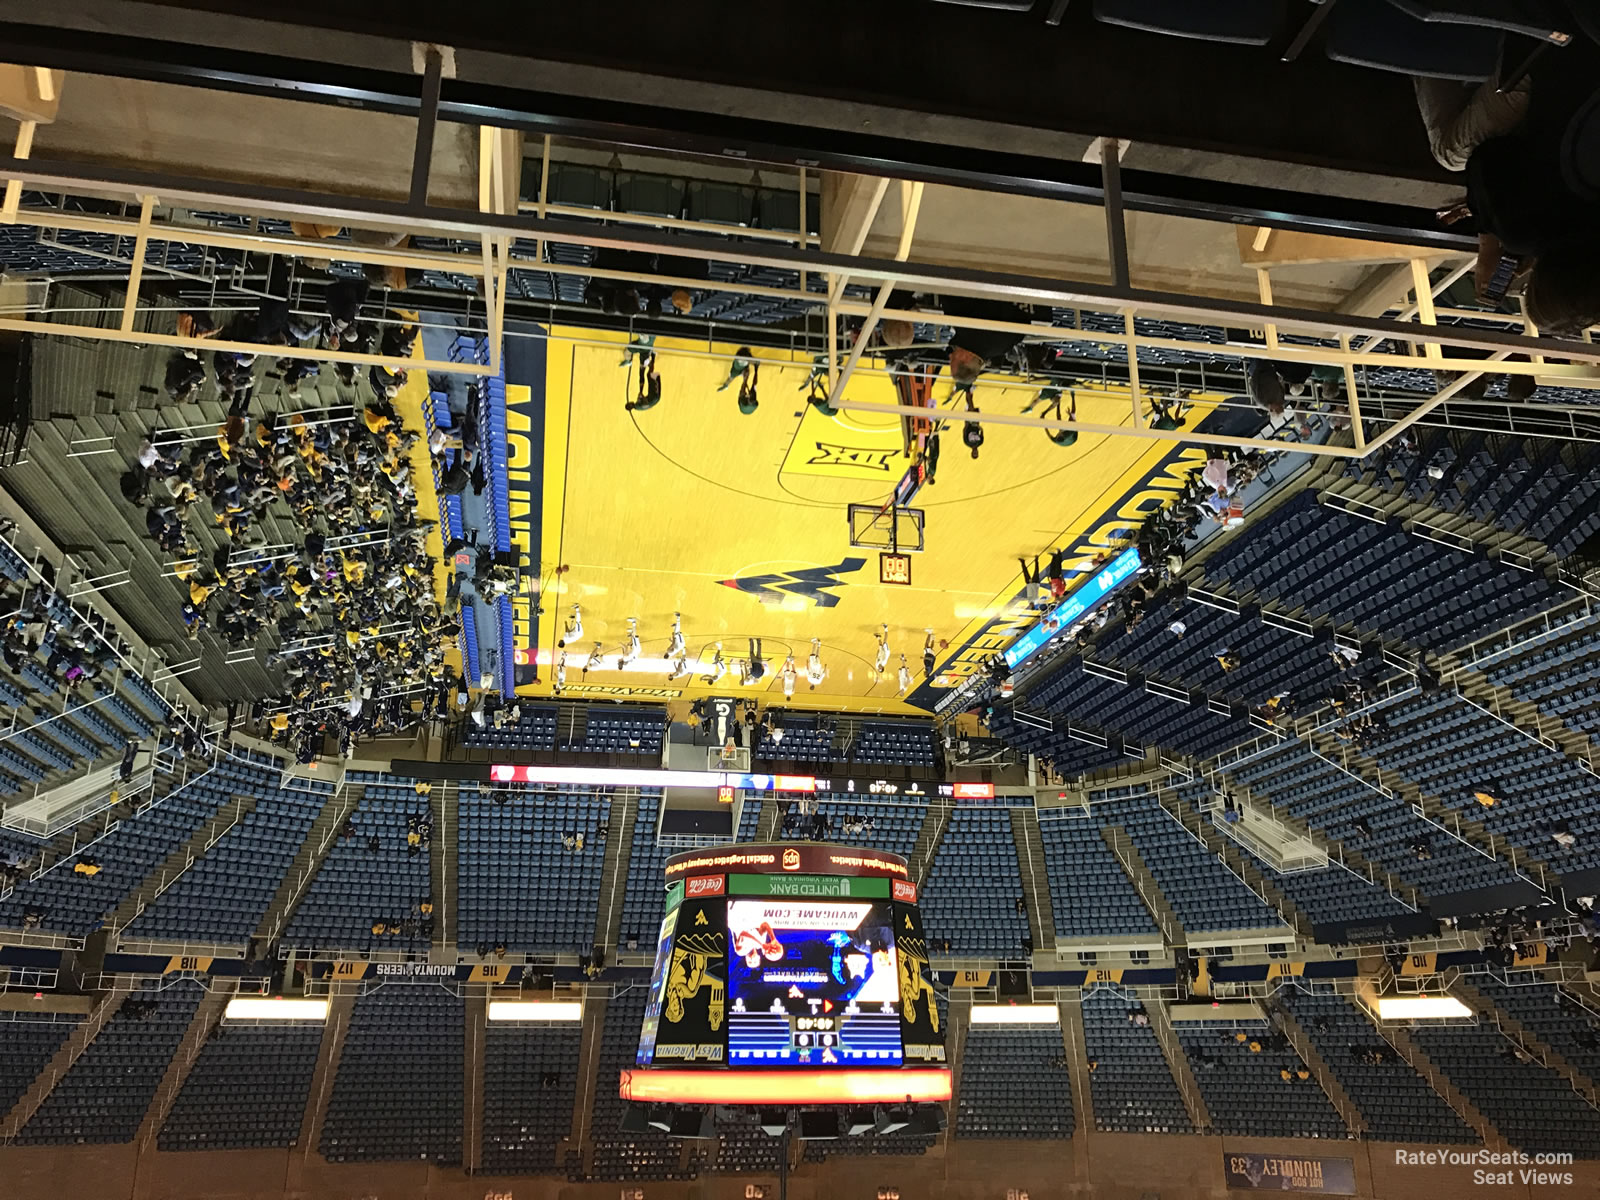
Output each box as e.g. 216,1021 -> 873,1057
1010,805 -> 1056,951
433,782 -> 458,952
566,995 -> 606,1174
298,993 -> 355,1152
592,789 -> 637,956
1148,1000 -> 1211,1133
462,986 -> 486,1174
1,985 -> 130,1137
909,802 -> 952,886
136,980 -> 235,1148
1059,997 -> 1095,1133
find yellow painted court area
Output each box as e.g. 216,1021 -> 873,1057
524,328 -> 1216,712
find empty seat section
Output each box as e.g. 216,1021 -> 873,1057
920,808 -> 1031,957
481,1019 -> 582,1175
319,985 -> 462,1164
456,785 -> 609,953
1080,990 -> 1193,1133
18,980 -> 204,1144
158,1019 -> 322,1150
955,1024 -> 1075,1139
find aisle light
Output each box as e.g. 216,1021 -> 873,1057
224,997 -> 329,1021
488,1000 -> 583,1022
969,1004 -> 1059,1025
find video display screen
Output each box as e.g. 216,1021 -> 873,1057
634,906 -> 680,1066
725,899 -> 902,1067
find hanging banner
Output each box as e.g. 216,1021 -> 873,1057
1224,1154 -> 1356,1194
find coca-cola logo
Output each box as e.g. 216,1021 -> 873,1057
892,878 -> 917,903
686,875 -> 725,897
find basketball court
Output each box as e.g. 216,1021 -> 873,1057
510,326 -> 1219,713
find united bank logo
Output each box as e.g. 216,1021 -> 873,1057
781,848 -> 801,871
718,557 -> 866,609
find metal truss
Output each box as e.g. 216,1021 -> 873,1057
1,56 -> 1599,462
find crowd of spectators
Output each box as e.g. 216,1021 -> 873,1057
121,284 -> 464,759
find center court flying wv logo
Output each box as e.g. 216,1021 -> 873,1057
718,557 -> 867,608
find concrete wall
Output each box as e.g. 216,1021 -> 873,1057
1,1131 -> 1592,1200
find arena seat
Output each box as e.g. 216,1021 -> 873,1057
18,979 -> 204,1145
848,721 -> 937,767
481,1018 -> 582,1175
1410,1020 -> 1600,1156
1090,788 -> 1285,932
1093,0 -> 1288,44
284,776 -> 433,953
319,985 -> 462,1164
456,785 -> 609,953
1325,0 -> 1504,79
460,705 -> 558,751
585,988 -> 694,1182
0,1012 -> 83,1116
1037,812 -> 1161,938
1230,738 -> 1524,898
1471,979 -> 1600,1088
0,759 -> 275,937
1354,691 -> 1600,874
776,796 -> 926,859
757,713 -> 842,763
617,790 -> 671,950
1080,990 -> 1193,1133
158,1019 -> 322,1150
1176,1018 -> 1347,1139
920,807 -> 1032,957
1279,989 -> 1478,1143
955,1023 -> 1075,1139
127,778 -> 328,945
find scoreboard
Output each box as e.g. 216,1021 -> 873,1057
620,844 -> 951,1105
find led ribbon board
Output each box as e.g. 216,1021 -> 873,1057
1003,545 -> 1142,670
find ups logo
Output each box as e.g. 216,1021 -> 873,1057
781,848 -> 801,871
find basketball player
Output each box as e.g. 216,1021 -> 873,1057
667,651 -> 689,682
781,655 -> 797,700
668,612 -> 686,659
923,628 -> 937,681
554,650 -> 568,695
560,603 -> 583,648
737,361 -> 761,415
806,637 -> 826,688
618,617 -> 641,669
626,349 -> 662,412
583,642 -> 604,680
897,654 -> 912,694
701,642 -> 726,685
744,637 -> 765,684
719,346 -> 754,391
873,623 -> 891,678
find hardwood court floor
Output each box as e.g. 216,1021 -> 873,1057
526,328 -> 1216,713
